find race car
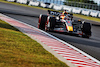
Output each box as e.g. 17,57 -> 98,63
38,10 -> 91,38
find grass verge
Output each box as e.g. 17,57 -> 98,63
0,19 -> 68,67
0,0 -> 100,22
74,14 -> 100,22
0,0 -> 100,23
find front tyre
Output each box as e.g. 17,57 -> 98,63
45,17 -> 56,31
82,22 -> 91,38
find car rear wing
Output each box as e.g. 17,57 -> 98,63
48,10 -> 60,16
48,10 -> 73,17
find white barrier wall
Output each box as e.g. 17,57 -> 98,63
72,7 -> 82,14
16,0 -> 20,3
28,1 -> 39,6
16,0 -> 27,4
90,10 -> 99,17
22,0 -> 27,4
7,0 -> 15,2
48,3 -> 54,9
98,12 -> 100,18
40,2 -> 46,8
53,4 -> 62,10
62,5 -> 72,13
81,9 -> 90,16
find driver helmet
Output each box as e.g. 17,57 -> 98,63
62,10 -> 68,16
78,19 -> 81,21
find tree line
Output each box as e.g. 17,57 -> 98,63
64,0 -> 97,4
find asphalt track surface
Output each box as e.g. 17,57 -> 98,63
0,2 -> 100,61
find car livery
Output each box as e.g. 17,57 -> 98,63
38,10 -> 91,38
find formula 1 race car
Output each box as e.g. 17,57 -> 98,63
38,10 -> 91,38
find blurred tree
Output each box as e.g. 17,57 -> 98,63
64,0 -> 97,4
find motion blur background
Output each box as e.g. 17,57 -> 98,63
36,0 -> 100,10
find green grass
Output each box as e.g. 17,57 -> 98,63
0,0 -> 100,23
74,14 -> 100,22
0,20 -> 68,67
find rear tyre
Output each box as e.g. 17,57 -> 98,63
45,17 -> 56,31
38,14 -> 48,30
